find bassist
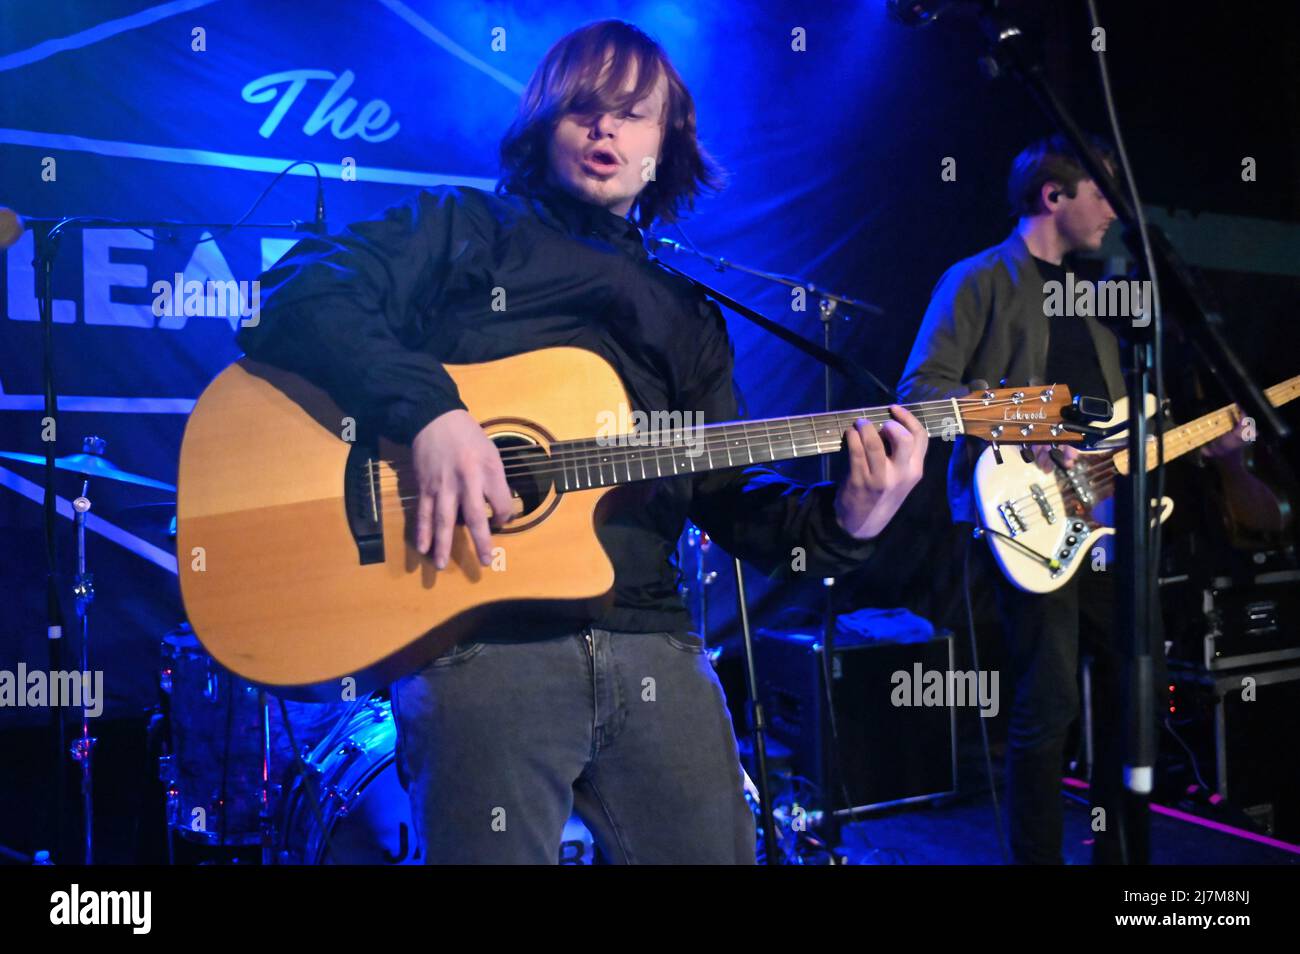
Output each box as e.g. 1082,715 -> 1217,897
898,135 -> 1144,864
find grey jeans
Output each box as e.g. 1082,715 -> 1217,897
390,627 -> 757,864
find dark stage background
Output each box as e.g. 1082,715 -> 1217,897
1,0 -> 1297,739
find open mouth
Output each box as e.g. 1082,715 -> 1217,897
582,149 -> 621,174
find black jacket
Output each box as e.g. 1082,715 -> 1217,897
237,183 -> 876,633
897,230 -> 1125,523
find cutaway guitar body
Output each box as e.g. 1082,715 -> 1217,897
177,348 -> 623,698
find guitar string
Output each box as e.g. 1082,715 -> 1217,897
1002,473 -> 1158,534
372,454 -> 1139,522
345,392 -> 1071,519
997,401 -> 1267,509
372,457 -> 1121,519
997,412 -> 1245,512
364,396 -> 1067,482
363,410 -> 1141,520
364,386 -> 1295,497
377,416 -> 1029,487
999,385 -> 1298,510
370,407 -> 966,481
984,391 -> 1293,544
362,394 -> 1038,474
367,403 -> 1068,515
983,446 -> 1151,531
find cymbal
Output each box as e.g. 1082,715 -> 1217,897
0,451 -> 177,492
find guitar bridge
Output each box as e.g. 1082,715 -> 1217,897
998,501 -> 1026,537
344,441 -> 385,565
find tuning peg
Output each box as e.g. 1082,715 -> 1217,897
1020,445 -> 1035,464
991,440 -> 1003,465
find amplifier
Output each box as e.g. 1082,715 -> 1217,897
1170,663 -> 1300,841
1163,569 -> 1300,670
750,620 -> 958,817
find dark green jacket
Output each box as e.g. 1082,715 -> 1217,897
897,230 -> 1125,523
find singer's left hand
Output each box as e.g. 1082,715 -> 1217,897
834,405 -> 929,540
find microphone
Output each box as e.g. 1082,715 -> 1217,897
313,182 -> 327,234
0,208 -> 25,250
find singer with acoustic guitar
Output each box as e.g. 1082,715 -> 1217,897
224,19 -> 930,865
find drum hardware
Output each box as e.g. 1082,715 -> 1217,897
157,629 -> 606,864
273,698 -> 600,865
0,435 -> 178,863
677,523 -> 719,640
69,437 -> 107,865
157,623 -> 349,856
21,203 -> 331,864
272,695 -> 340,865
275,701 -> 417,865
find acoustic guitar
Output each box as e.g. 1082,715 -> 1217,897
178,347 -> 1082,697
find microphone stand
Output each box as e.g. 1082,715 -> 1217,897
650,237 -> 890,861
29,212 -> 317,864
963,3 -> 1293,863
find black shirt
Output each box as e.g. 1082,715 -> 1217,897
236,183 -> 876,633
1036,255 -> 1110,404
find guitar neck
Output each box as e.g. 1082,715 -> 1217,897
545,400 -> 955,492
1112,375 -> 1300,475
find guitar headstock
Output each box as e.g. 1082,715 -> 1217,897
956,385 -> 1085,444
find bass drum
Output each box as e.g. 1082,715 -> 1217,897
160,622 -> 350,846
277,699 -> 597,864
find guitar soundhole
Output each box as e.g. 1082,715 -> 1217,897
492,433 -> 553,520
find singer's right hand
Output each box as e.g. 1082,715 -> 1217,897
410,410 -> 514,569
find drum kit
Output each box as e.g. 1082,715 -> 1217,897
160,623 -> 597,864
8,436 -> 601,864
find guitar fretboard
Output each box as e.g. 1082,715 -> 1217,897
545,403 -> 960,492
1113,375 -> 1300,475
